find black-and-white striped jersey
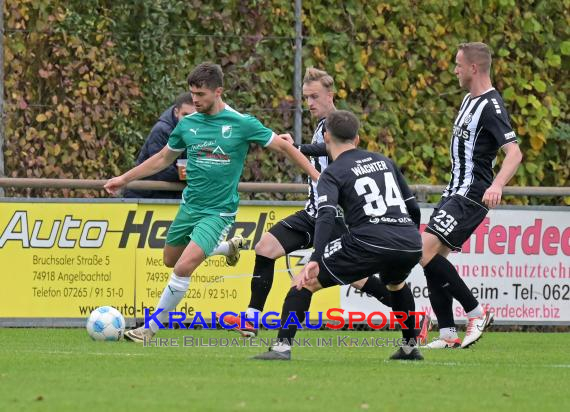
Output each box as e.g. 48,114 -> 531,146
443,88 -> 518,202
305,118 -> 329,217
311,149 -> 422,260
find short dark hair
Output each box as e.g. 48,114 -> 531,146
173,91 -> 194,109
326,110 -> 359,142
187,63 -> 224,90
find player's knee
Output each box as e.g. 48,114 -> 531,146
173,255 -> 201,277
420,253 -> 434,268
163,253 -> 177,268
254,233 -> 283,259
420,235 -> 440,267
386,281 -> 405,291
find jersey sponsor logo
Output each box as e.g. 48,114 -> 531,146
191,141 -> 214,151
504,131 -> 516,140
196,145 -> 230,165
190,128 -> 199,135
377,216 -> 413,224
463,113 -> 473,126
222,125 -> 232,138
452,125 -> 470,140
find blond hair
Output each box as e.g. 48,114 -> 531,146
303,67 -> 334,91
458,42 -> 492,73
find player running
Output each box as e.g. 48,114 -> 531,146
104,62 -> 319,342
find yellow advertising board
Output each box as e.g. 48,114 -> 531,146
0,201 -> 339,321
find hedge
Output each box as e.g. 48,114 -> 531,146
3,0 -> 569,203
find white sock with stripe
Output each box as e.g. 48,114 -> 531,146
149,273 -> 190,333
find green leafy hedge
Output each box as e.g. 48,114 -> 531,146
3,0 -> 569,203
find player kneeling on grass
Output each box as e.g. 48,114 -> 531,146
253,110 -> 424,361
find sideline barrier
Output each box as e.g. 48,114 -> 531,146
1,178 -> 570,201
0,199 -> 568,326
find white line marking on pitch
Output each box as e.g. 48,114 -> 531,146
4,349 -> 147,357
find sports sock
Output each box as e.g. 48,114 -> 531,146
425,254 -> 479,313
360,276 -> 392,307
276,287 -> 313,345
246,307 -> 261,320
467,304 -> 484,318
149,273 -> 190,333
439,327 -> 458,340
425,268 -> 456,329
210,241 -> 230,256
248,255 -> 276,311
389,284 -> 417,345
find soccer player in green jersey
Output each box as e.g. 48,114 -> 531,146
104,63 -> 319,342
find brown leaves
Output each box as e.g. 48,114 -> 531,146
3,0 -> 568,202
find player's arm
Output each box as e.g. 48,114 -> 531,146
310,171 -> 339,262
104,146 -> 181,195
267,135 -> 320,181
296,172 -> 339,290
145,126 -> 182,183
483,142 -> 523,208
297,143 -> 327,157
276,134 -> 328,157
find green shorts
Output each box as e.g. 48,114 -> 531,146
166,207 -> 235,256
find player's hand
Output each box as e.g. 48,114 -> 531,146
277,133 -> 295,144
482,183 -> 503,208
104,176 -> 127,195
295,261 -> 320,290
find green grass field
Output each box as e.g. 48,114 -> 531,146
0,329 -> 568,411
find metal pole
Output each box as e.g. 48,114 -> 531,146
293,0 -> 303,183
0,0 -> 5,197
293,0 -> 303,146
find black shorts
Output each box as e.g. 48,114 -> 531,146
424,194 -> 488,251
316,233 -> 422,288
269,209 -> 347,254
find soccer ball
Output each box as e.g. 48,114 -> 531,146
86,306 -> 125,341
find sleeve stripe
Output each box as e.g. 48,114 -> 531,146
498,140 -> 518,150
404,196 -> 415,201
167,144 -> 185,152
317,205 -> 338,211
263,132 -> 276,147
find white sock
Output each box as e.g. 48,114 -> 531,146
467,305 -> 484,318
440,327 -> 458,340
272,341 -> 291,352
210,241 -> 230,256
246,307 -> 261,320
149,273 -> 190,333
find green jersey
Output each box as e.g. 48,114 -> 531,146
167,104 -> 274,215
